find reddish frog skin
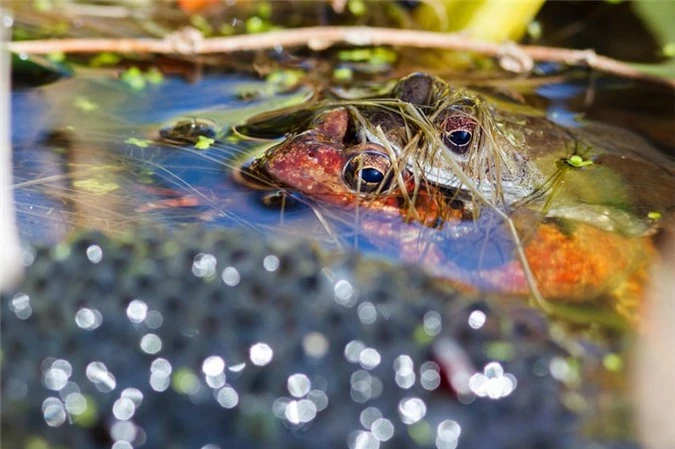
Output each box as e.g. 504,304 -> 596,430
252,108 -> 462,227
245,108 -> 656,324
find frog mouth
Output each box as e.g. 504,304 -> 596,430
232,157 -> 279,190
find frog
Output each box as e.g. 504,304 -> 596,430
353,73 -> 675,234
237,96 -> 660,324
239,72 -> 675,237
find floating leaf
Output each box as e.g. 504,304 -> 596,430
73,178 -> 119,194
195,135 -> 215,150
125,138 -> 152,148
566,154 -> 593,168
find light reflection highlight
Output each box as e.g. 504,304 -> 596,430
75,307 -> 103,330
192,253 -> 217,278
468,362 -> 517,399
221,266 -> 240,286
250,342 -> 274,366
86,244 -> 103,263
10,293 -> 31,320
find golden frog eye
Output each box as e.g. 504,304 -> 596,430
343,150 -> 393,194
441,115 -> 477,155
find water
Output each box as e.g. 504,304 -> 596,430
8,61 -> 675,449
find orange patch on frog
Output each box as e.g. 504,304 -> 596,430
482,222 -> 653,307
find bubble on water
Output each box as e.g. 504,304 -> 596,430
250,342 -> 273,366
86,361 -> 116,392
113,397 -> 136,420
140,333 -> 162,354
350,370 -> 382,403
359,348 -> 381,370
206,372 -> 226,389
86,244 -> 103,263
193,253 -> 217,278
436,419 -> 461,449
371,418 -> 395,442
149,358 -> 172,392
287,373 -> 311,398
423,311 -> 442,336
468,310 -> 486,329
121,388 -> 144,407
303,332 -> 329,358
394,355 -> 415,389
111,420 -> 137,442
357,301 -> 377,324
43,367 -> 69,391
202,356 -> 225,377
420,361 -> 441,391
221,266 -> 240,286
64,392 -> 87,415
42,397 -> 67,427
216,385 -> 239,409
10,293 -> 31,319
334,279 -> 356,307
111,442 -> 133,449
307,389 -> 329,411
348,430 -> 380,449
345,340 -> 365,363
360,406 -> 382,429
127,299 -> 148,323
398,397 -> 426,425
75,308 -> 103,330
263,255 -> 279,272
145,310 -> 163,329
468,362 -> 517,399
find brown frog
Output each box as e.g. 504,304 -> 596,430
239,101 -> 658,325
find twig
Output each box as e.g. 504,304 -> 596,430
7,26 -> 674,87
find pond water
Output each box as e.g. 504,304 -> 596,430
11,70 -> 673,322
7,67 -> 674,448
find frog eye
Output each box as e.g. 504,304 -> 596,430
442,116 -> 476,155
343,150 -> 392,193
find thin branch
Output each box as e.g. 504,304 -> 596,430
7,26 -> 674,87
